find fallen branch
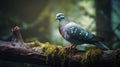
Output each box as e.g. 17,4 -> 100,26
0,26 -> 120,67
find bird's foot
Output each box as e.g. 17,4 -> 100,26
64,44 -> 76,51
64,44 -> 76,57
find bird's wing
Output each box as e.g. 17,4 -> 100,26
64,22 -> 93,41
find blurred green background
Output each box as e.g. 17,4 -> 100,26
0,0 -> 120,67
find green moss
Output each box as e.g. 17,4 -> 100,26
56,46 -> 67,67
27,40 -> 43,47
81,46 -> 103,65
27,40 -> 67,65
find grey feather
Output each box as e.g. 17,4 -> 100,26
65,22 -> 93,41
93,41 -> 110,50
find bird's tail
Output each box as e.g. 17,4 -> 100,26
93,41 -> 110,50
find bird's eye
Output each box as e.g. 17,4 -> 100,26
58,15 -> 62,17
60,15 -> 64,18
57,15 -> 60,18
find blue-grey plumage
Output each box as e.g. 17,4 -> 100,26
93,41 -> 110,50
56,13 -> 109,50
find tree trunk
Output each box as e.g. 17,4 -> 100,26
95,0 -> 113,44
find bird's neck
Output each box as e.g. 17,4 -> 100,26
59,19 -> 69,26
59,19 -> 65,22
59,18 -> 70,34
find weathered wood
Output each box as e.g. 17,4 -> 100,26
0,41 -> 47,65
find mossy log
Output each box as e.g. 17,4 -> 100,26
0,26 -> 120,67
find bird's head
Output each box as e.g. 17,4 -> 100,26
56,13 -> 65,21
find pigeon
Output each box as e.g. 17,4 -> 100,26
56,13 -> 109,50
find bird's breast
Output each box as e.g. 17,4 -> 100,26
59,26 -> 65,38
